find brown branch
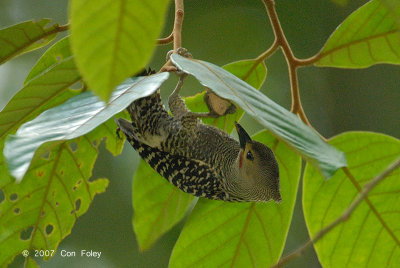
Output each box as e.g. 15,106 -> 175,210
173,0 -> 184,51
262,0 -> 313,127
160,0 -> 185,72
272,157 -> 400,268
242,41 -> 279,81
157,32 -> 174,45
263,0 -> 294,61
295,53 -> 321,66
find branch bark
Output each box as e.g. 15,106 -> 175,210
160,0 -> 185,72
261,0 -> 312,127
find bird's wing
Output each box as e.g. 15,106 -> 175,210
115,119 -> 229,201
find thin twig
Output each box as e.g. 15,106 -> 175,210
173,0 -> 184,51
160,0 -> 185,72
157,32 -> 174,45
242,41 -> 279,81
295,53 -> 321,67
272,157 -> 400,268
262,0 -> 312,127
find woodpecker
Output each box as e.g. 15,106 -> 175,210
115,53 -> 281,202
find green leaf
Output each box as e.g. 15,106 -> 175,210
316,0 -> 400,68
0,37 -> 81,210
0,39 -> 80,143
303,132 -> 400,267
69,0 -> 171,101
0,133 -> 109,266
24,36 -> 73,84
223,59 -> 267,90
4,72 -> 169,181
170,54 -> 347,178
169,131 -> 301,267
132,160 -> 195,251
0,19 -> 60,65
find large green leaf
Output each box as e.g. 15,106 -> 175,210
0,19 -> 61,65
316,0 -> 400,68
132,161 -> 195,251
170,54 -> 347,178
69,0 -> 170,101
169,131 -> 301,267
131,59 -> 266,251
0,37 -> 81,193
0,124 -> 112,266
303,132 -> 400,267
3,72 -> 169,181
0,38 -> 80,143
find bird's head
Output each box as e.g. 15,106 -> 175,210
234,122 -> 281,202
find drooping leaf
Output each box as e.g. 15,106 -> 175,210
4,72 -> 169,181
132,161 -> 195,251
170,54 -> 347,178
0,130 -> 109,266
316,0 -> 400,68
303,132 -> 400,267
0,19 -> 61,65
170,131 -> 301,267
69,0 -> 170,101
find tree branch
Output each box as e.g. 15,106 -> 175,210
242,41 -> 279,81
262,0 -> 312,127
160,0 -> 185,72
157,32 -> 174,45
272,157 -> 400,268
173,0 -> 184,51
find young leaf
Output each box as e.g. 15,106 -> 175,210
170,132 -> 301,267
316,0 -> 400,68
170,54 -> 347,178
69,0 -> 170,101
0,134 -> 109,267
4,72 -> 169,181
0,19 -> 61,65
303,132 -> 400,267
132,160 -> 195,251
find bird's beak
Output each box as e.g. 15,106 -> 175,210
235,122 -> 252,150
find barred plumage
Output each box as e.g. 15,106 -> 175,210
115,61 -> 281,202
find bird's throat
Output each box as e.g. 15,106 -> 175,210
239,151 -> 243,169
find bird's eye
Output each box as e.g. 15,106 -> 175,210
246,151 -> 254,161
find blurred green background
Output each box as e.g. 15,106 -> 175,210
1,0 -> 399,267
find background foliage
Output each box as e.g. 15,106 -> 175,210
0,0 -> 399,267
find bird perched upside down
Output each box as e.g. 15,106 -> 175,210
115,52 -> 281,202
